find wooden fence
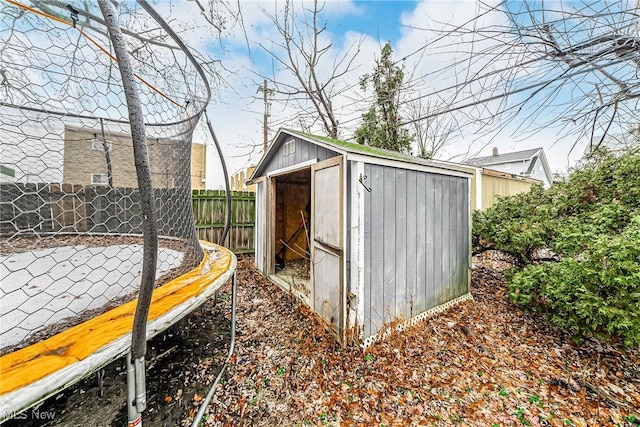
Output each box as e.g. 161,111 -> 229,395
0,184 -> 256,254
192,189 -> 255,254
1,183 -> 195,238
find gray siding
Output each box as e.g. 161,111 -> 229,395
262,136 -> 339,175
362,164 -> 470,337
485,160 -> 526,176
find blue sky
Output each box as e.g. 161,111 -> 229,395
3,0 -> 634,189
330,1 -> 417,43
196,0 -> 573,188
157,1 -> 637,187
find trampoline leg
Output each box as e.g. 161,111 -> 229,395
97,368 -> 105,397
190,270 -> 237,427
126,352 -> 146,426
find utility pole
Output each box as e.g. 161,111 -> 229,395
259,79 -> 272,153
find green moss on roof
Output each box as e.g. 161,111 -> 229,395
290,130 -> 410,162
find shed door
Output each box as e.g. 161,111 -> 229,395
311,156 -> 344,338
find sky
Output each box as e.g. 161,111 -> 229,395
3,0 -> 635,188
178,0 -> 629,189
196,0 -> 437,189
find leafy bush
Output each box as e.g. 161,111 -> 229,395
473,143 -> 640,346
473,185 -> 551,264
509,215 -> 640,346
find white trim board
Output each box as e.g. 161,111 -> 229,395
362,293 -> 474,348
266,159 -> 318,178
346,153 -> 472,179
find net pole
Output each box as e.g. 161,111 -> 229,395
98,1 -> 158,425
204,111 -> 232,246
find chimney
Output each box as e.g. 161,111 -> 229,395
492,147 -> 498,156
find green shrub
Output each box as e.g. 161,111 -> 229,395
474,143 -> 640,347
509,215 -> 640,346
473,185 -> 552,264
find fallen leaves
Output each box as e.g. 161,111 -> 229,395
180,254 -> 639,426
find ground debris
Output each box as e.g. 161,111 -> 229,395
9,254 -> 638,426
188,255 -> 639,426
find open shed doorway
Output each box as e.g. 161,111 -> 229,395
272,167 -> 312,303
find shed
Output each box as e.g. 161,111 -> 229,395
248,129 -> 473,345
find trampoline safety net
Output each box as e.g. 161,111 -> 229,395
0,0 -> 209,355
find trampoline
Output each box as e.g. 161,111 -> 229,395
1,236 -> 189,351
0,241 -> 236,420
0,1 -> 233,422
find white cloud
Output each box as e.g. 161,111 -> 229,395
33,0 -> 595,188
192,1 -> 386,188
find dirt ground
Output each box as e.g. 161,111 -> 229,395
5,254 -> 640,426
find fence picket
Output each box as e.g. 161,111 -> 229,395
192,190 -> 255,253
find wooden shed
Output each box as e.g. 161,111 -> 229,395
248,129 -> 473,345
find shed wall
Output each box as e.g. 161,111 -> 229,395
263,136 -> 339,175
362,164 -> 469,337
481,174 -> 536,209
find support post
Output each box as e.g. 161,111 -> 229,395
98,1 -> 157,425
126,353 -> 138,426
263,78 -> 268,152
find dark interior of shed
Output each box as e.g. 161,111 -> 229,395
273,168 -> 312,300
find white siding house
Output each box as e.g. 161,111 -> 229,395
466,147 -> 553,188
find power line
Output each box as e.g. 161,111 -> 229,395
400,55 -> 637,126
392,0 -> 507,66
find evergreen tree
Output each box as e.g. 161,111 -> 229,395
355,43 -> 412,153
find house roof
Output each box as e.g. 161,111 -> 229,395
466,147 -> 555,187
480,167 -> 542,184
249,129 -> 473,182
465,148 -> 542,167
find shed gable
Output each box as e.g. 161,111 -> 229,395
259,134 -> 341,176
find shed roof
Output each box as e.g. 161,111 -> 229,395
249,128 -> 472,182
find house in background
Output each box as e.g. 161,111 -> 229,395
231,166 -> 257,192
429,159 -> 542,210
466,147 -> 553,188
190,144 -> 207,190
248,129 -> 472,345
62,127 -> 206,190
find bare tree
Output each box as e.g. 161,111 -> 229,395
400,1 -> 640,155
259,0 -> 363,138
405,98 -> 457,159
